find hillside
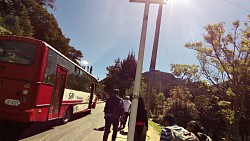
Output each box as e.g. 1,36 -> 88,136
143,70 -> 199,98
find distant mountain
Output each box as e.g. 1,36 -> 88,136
100,70 -> 201,98
143,70 -> 188,97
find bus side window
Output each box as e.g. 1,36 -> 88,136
43,49 -> 57,84
74,66 -> 78,72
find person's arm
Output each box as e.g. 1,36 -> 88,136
103,104 -> 106,113
104,98 -> 109,113
145,118 -> 148,128
128,103 -> 131,113
144,107 -> 148,128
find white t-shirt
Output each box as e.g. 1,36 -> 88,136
123,100 -> 131,113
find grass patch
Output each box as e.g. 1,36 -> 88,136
148,119 -> 161,134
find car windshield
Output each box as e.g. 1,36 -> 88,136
0,40 -> 37,65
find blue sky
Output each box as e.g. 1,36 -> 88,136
49,0 -> 250,80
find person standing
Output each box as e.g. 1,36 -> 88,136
120,95 -> 131,130
134,96 -> 148,141
103,89 -> 123,141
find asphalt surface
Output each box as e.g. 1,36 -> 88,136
0,101 -> 160,141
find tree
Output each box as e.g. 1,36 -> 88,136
18,6 -> 34,37
165,86 -> 199,127
155,92 -> 165,117
183,16 -> 250,140
103,51 -> 137,98
171,64 -> 227,137
170,64 -> 200,83
1,6 -> 34,37
118,52 -> 137,97
67,46 -> 83,65
0,0 -> 83,64
125,76 -> 147,98
35,0 -> 56,8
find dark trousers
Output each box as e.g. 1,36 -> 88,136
134,125 -> 146,141
121,112 -> 129,128
103,117 -> 119,141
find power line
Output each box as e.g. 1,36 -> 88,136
223,0 -> 250,13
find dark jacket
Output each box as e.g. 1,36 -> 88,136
104,95 -> 123,118
136,97 -> 148,127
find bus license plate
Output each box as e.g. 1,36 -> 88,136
5,99 -> 20,106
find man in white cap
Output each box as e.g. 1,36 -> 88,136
120,95 -> 131,130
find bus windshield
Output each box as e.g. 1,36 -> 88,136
0,40 -> 37,65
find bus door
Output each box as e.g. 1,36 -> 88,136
48,66 -> 67,119
88,83 -> 95,109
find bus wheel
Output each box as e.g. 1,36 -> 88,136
62,108 -> 72,124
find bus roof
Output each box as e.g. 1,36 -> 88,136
0,35 -> 98,82
44,42 -> 98,82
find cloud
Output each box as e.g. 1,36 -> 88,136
81,60 -> 89,65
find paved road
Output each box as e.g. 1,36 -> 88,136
0,102 -> 106,141
0,102 -> 160,141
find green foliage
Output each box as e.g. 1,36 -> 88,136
0,0 -> 83,63
155,92 -> 165,117
217,100 -> 234,124
17,6 -> 34,37
0,26 -> 12,35
165,86 -> 199,127
103,51 -> 137,98
220,109 -> 234,124
155,92 -> 165,104
218,100 -> 231,107
125,76 -> 147,98
194,95 -> 209,109
170,64 -> 200,83
2,15 -> 21,35
35,0 -> 56,8
200,95 -> 227,138
173,15 -> 250,141
1,10 -> 34,37
67,46 -> 83,65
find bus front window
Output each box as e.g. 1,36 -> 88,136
0,40 -> 37,65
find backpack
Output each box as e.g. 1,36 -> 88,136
167,126 -> 199,141
105,96 -> 124,117
115,98 -> 124,116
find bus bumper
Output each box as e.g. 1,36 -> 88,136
0,108 -> 35,123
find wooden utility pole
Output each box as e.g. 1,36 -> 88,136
145,0 -> 163,116
127,0 -> 150,140
128,0 -> 164,140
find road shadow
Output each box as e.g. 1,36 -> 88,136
93,126 -> 105,131
0,120 -> 55,141
120,130 -> 128,135
0,112 -> 90,141
93,126 -> 125,132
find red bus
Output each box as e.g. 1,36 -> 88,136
0,35 -> 98,124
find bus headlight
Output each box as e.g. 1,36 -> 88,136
22,89 -> 29,95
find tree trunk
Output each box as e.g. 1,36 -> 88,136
227,89 -> 245,141
227,119 -> 241,141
